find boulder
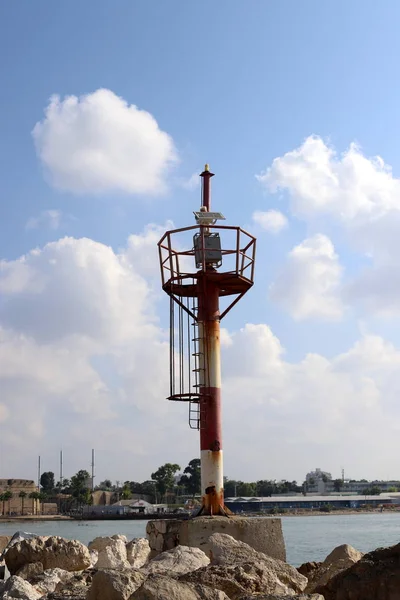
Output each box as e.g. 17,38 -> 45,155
15,563 -> 44,580
297,562 -> 322,578
131,574 -> 230,599
111,535 -> 128,544
31,568 -> 74,595
5,537 -> 91,574
144,546 -> 209,576
89,550 -> 99,569
87,569 -> 145,600
126,538 -> 151,569
181,562 -> 302,599
50,569 -> 94,598
2,575 -> 41,600
316,541 -> 400,599
306,543 -> 363,593
208,533 -> 306,593
88,537 -> 130,570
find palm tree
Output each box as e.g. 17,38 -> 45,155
38,493 -> 46,515
3,491 -> 12,515
19,491 -> 27,515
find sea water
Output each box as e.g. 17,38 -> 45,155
1,513 -> 399,566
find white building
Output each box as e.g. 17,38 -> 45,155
306,468 -> 332,494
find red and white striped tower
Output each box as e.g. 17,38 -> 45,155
158,164 -> 256,516
197,166 -> 224,514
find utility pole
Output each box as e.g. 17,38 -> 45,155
60,449 -> 63,487
91,449 -> 95,492
37,455 -> 41,492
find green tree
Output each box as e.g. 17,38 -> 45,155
363,486 -> 382,496
151,463 -> 180,501
40,471 -> 55,494
140,481 -> 158,503
19,490 -> 27,515
223,479 -> 238,497
333,479 -> 343,492
179,459 -> 201,496
236,481 -> 257,496
99,479 -> 112,490
3,491 -> 12,515
256,480 -> 275,497
121,483 -> 132,500
70,470 -> 91,505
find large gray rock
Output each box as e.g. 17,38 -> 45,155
88,537 -> 130,570
5,537 -> 91,574
181,562 -> 302,600
15,563 -> 44,580
208,533 -> 306,593
32,568 -> 74,595
2,575 -> 41,600
87,569 -> 145,600
144,546 -> 209,576
111,535 -> 128,544
49,569 -> 94,598
131,574 -> 230,599
316,541 -> 400,599
306,543 -> 363,593
126,538 -> 151,569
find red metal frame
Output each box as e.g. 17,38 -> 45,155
158,224 -> 256,321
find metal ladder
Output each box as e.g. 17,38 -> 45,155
189,302 -> 203,430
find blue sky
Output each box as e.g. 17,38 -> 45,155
2,1 -> 400,483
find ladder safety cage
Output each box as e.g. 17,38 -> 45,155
159,223 -> 256,431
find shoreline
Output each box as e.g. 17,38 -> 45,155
247,508 -> 400,517
1,508 -> 399,522
0,515 -> 72,522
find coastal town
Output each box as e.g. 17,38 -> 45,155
2,466 -> 400,519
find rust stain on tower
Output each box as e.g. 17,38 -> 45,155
158,165 -> 256,516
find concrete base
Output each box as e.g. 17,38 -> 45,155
146,516 -> 286,561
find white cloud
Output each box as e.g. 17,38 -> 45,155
222,324 -> 400,480
123,221 -> 174,278
258,136 -> 400,316
32,89 -> 177,195
26,209 -> 62,230
179,173 -> 200,191
256,135 -> 400,223
252,209 -> 288,233
269,234 -> 343,320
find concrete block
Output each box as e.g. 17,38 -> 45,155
147,517 -> 285,561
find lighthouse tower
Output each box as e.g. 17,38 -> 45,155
158,165 -> 256,515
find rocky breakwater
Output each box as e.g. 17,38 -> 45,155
0,532 -> 315,600
4,530 -> 400,599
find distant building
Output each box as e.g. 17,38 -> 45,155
225,494 -> 395,512
112,499 -> 168,514
306,469 -> 332,494
0,479 -> 38,515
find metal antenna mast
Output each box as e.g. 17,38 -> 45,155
91,449 -> 95,492
60,449 -> 63,487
